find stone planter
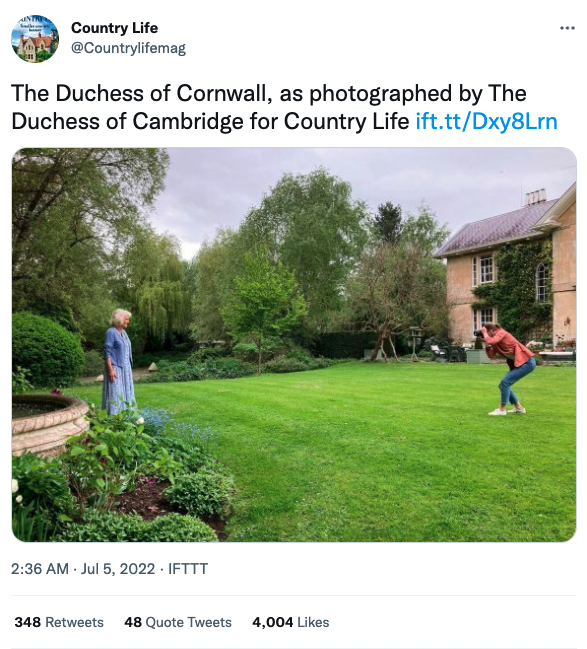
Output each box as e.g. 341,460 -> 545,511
466,349 -> 491,364
12,394 -> 89,456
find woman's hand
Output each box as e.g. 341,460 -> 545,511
108,368 -> 118,382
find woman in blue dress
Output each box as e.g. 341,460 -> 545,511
102,309 -> 136,414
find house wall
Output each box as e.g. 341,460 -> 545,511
552,203 -> 576,341
446,250 -> 496,342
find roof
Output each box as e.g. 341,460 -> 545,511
533,183 -> 576,231
434,199 -> 557,258
25,36 -> 52,47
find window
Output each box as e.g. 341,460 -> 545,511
471,257 -> 477,287
480,255 -> 494,283
472,307 -> 497,335
536,262 -> 548,302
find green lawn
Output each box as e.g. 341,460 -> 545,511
76,362 -> 576,542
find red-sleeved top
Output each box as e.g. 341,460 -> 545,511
484,329 -> 535,368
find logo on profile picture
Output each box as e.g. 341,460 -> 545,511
12,15 -> 58,63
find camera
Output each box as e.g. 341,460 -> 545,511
473,330 -> 484,337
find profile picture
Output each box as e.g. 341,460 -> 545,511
12,15 -> 58,63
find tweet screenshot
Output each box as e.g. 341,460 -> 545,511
3,3 -> 583,649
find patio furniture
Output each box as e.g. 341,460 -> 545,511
430,345 -> 448,362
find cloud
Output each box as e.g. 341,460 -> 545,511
150,148 -> 576,259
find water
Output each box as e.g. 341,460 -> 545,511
12,400 -> 66,420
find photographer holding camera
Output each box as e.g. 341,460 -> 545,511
477,323 -> 536,416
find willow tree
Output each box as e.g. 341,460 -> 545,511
189,228 -> 245,343
12,148 -> 169,326
118,231 -> 192,346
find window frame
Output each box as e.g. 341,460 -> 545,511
480,254 -> 494,284
536,261 -> 549,303
471,256 -> 477,287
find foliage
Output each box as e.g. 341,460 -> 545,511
12,312 -> 85,387
223,247 -> 307,373
61,410 -> 153,511
472,240 -> 552,341
141,514 -> 218,542
12,366 -> 33,394
188,345 -> 233,364
240,168 -> 369,325
83,350 -> 104,376
189,228 -> 244,342
345,237 -> 448,361
134,349 -> 191,368
141,357 -> 256,383
12,148 -> 168,335
373,202 -> 402,243
13,502 -> 54,542
56,510 -> 150,542
262,356 -> 334,374
165,470 -> 235,520
313,331 -> 382,358
401,204 -> 451,254
118,231 -> 192,345
12,453 -> 74,519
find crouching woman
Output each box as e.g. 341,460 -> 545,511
482,323 -> 536,416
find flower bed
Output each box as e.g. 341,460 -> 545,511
12,404 -> 234,542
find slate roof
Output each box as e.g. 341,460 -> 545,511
435,199 -> 557,257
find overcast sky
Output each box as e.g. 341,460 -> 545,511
151,148 -> 576,260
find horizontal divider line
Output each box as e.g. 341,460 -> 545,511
11,594 -> 577,597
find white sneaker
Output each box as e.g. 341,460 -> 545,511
508,407 -> 526,414
488,408 -> 507,416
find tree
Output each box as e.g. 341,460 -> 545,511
116,230 -> 192,346
223,248 -> 307,374
189,228 -> 244,342
345,207 -> 450,360
240,168 -> 369,327
12,148 -> 168,339
401,204 -> 451,254
373,202 -> 402,243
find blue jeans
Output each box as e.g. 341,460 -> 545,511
499,357 -> 536,405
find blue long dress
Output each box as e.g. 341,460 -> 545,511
102,329 -> 135,414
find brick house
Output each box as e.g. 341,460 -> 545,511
434,183 -> 576,343
18,31 -> 53,62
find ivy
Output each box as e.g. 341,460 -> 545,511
472,239 -> 552,341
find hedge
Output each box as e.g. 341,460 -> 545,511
12,312 -> 85,387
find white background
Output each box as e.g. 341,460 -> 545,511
2,2 -> 583,649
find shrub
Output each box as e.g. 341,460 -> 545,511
56,511 -> 218,542
12,366 -> 33,394
165,470 -> 234,519
187,345 -> 232,364
141,514 -> 218,542
197,357 -> 255,380
57,510 -> 147,542
12,312 -> 85,387
262,355 -> 334,374
12,453 -> 74,518
83,349 -> 104,376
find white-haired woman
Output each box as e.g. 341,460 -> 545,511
102,309 -> 135,414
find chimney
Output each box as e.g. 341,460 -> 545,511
525,188 -> 547,206
38,31 -> 42,38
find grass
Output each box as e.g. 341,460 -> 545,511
75,362 -> 576,542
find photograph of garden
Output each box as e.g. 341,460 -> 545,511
11,148 -> 576,542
